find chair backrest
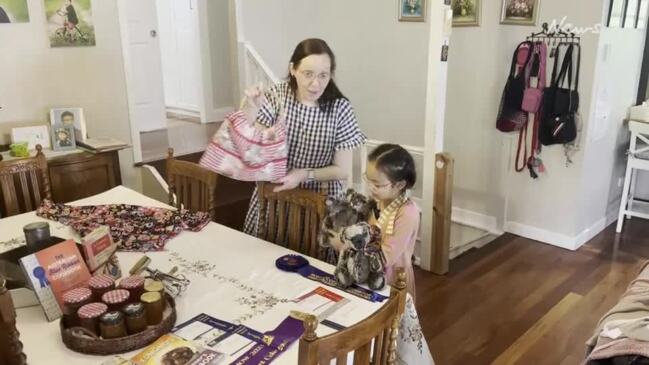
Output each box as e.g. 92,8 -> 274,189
166,148 -> 218,219
298,269 -> 408,365
0,276 -> 27,365
256,182 -> 327,259
0,145 -> 51,217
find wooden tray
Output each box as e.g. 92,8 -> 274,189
60,295 -> 177,355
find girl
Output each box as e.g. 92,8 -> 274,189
364,144 -> 419,301
243,39 -> 366,236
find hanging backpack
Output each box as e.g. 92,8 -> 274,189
540,43 -> 581,145
496,41 -> 534,132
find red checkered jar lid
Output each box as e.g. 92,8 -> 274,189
101,289 -> 130,305
88,275 -> 115,290
119,276 -> 145,289
77,302 -> 108,319
63,287 -> 92,304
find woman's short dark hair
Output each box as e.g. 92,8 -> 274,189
368,144 -> 416,191
61,111 -> 74,119
287,38 -> 346,112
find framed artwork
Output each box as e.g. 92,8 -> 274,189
11,126 -> 51,150
399,0 -> 426,22
49,107 -> 87,142
0,0 -> 30,23
500,0 -> 540,26
50,124 -> 76,151
452,0 -> 481,26
44,0 -> 96,47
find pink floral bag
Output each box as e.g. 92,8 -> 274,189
199,108 -> 288,182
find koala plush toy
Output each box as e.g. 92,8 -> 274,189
318,189 -> 378,249
334,222 -> 386,291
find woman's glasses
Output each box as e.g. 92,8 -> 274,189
299,70 -> 331,83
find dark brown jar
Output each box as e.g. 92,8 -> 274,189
77,302 -> 108,336
124,302 -> 147,334
101,289 -> 130,312
88,275 -> 115,302
118,276 -> 145,303
62,287 -> 92,328
140,292 -> 163,325
99,311 -> 127,339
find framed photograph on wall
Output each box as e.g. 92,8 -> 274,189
44,0 -> 96,47
50,107 -> 87,142
500,0 -> 540,26
0,0 -> 30,23
50,124 -> 76,151
452,0 -> 481,26
399,0 -> 426,22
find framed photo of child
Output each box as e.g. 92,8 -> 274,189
44,0 -> 96,47
50,107 -> 87,142
50,124 -> 76,151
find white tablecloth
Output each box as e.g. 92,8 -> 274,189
3,186 -> 433,365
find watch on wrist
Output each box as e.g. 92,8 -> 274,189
306,169 -> 316,183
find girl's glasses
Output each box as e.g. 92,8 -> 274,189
362,173 -> 393,189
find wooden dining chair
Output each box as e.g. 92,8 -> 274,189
166,148 -> 218,219
257,181 -> 327,260
298,269 -> 408,365
0,145 -> 51,217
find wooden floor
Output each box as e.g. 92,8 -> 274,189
414,218 -> 649,365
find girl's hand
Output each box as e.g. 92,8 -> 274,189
273,169 -> 308,192
242,83 -> 265,110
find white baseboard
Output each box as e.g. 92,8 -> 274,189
452,207 -> 502,235
166,106 -> 200,118
504,217 -> 610,251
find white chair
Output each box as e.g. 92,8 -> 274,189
616,121 -> 649,232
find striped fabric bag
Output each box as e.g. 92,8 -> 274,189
199,110 -> 288,182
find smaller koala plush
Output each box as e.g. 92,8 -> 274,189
318,189 -> 378,249
334,222 -> 386,291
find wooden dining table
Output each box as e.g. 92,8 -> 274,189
1,186 -> 433,364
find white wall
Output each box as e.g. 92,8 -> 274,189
578,26 -> 646,233
238,0 -> 430,147
0,0 -> 140,191
207,0 -> 235,111
445,0 -> 609,248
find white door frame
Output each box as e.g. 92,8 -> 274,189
420,2 -> 449,272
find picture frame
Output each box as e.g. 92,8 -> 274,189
49,107 -> 87,142
0,0 -> 30,23
43,0 -> 96,47
452,0 -> 481,27
399,0 -> 426,22
50,124 -> 76,151
11,125 -> 51,150
500,0 -> 540,26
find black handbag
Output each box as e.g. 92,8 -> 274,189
540,43 -> 581,145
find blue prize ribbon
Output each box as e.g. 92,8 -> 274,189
32,267 -> 49,288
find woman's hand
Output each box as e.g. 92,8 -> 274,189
273,169 -> 308,192
242,83 -> 265,110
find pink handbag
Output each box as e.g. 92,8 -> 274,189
199,110 -> 288,182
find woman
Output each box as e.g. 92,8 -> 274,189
243,38 -> 366,237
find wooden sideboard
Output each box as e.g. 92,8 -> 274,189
47,150 -> 122,203
0,149 -> 122,209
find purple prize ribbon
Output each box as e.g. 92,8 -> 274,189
296,265 -> 388,303
229,317 -> 304,365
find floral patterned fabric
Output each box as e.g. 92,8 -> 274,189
36,200 -> 210,251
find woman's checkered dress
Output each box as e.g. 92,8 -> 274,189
243,82 -> 367,237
